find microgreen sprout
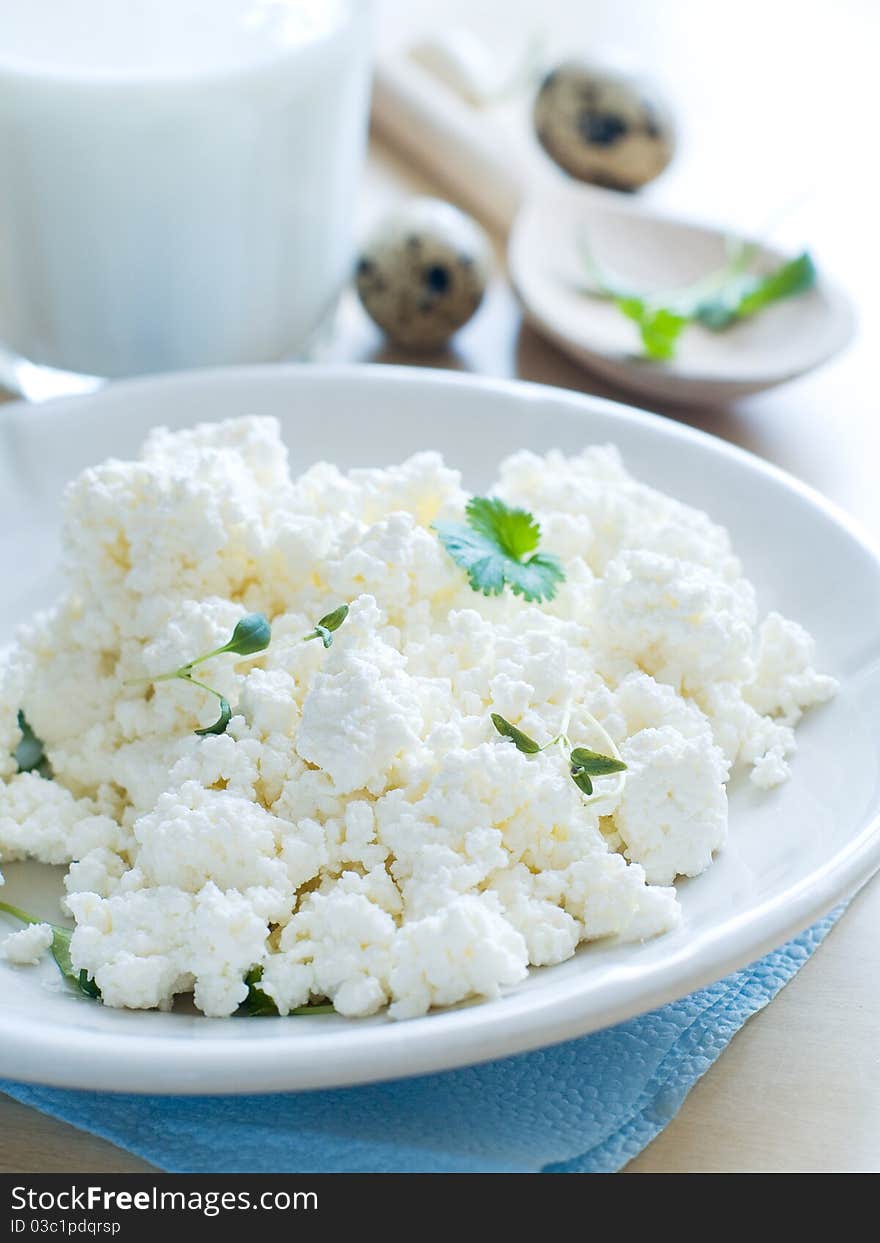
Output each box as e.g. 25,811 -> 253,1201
0,900 -> 100,999
490,706 -> 626,799
568,747 -> 627,796
128,612 -> 271,737
303,604 -> 350,649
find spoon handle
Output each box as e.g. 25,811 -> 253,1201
372,53 -> 529,237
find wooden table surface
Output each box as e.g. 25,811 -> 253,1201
2,0 -> 879,1174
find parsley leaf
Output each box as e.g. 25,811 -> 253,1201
435,497 -> 565,602
129,614 -> 272,738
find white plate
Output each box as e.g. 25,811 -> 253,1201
1,365 -> 878,1095
509,186 -> 856,405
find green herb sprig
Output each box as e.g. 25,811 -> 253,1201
130,606 -> 351,737
615,299 -> 688,362
692,251 -> 816,330
129,612 -> 272,737
568,746 -> 627,796
579,233 -> 817,362
435,497 -> 565,603
303,604 -> 350,649
0,900 -> 99,998
490,711 -> 626,797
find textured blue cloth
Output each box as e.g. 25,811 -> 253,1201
2,912 -> 840,1173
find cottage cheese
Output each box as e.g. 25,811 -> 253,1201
0,418 -> 836,1017
0,921 -> 54,965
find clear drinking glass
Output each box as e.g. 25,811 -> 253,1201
0,0 -> 373,399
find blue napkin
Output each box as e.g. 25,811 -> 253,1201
2,911 -> 840,1173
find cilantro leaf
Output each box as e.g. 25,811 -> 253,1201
616,298 -> 688,361
696,251 -> 816,329
434,524 -> 508,594
491,713 -> 542,754
435,497 -> 565,602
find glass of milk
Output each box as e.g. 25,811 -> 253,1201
0,0 -> 373,398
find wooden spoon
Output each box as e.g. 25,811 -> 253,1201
508,184 -> 856,405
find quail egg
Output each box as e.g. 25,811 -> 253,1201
533,61 -> 675,190
355,198 -> 492,349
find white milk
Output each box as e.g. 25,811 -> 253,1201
0,0 -> 372,384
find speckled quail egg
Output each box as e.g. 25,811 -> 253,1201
533,61 -> 675,191
355,198 -> 492,349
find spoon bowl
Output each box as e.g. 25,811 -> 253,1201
509,185 -> 856,405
